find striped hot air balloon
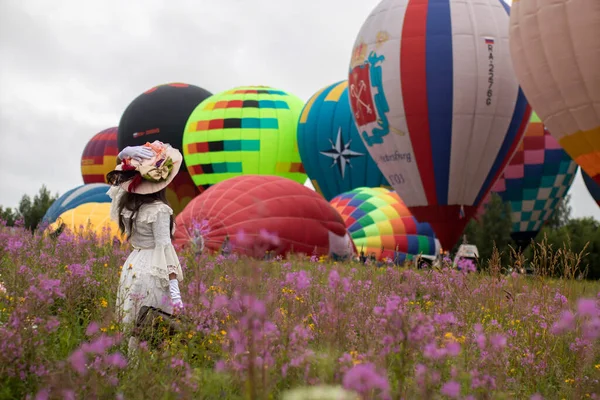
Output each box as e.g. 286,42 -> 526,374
477,112 -> 578,248
330,187 -> 437,264
182,86 -> 307,192
81,127 -> 119,184
347,0 -> 531,250
297,80 -> 389,201
43,183 -> 112,224
42,183 -> 122,240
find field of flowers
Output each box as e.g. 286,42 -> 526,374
0,221 -> 599,400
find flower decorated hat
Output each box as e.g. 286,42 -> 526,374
107,141 -> 182,194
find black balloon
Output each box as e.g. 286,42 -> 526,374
117,82 -> 212,153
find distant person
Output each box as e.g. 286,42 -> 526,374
106,141 -> 185,357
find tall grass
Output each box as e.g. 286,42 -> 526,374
0,221 -> 598,399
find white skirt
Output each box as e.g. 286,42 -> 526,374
115,248 -> 173,326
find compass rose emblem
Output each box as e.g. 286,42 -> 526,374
320,127 -> 364,178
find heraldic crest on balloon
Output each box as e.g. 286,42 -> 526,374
348,33 -> 391,148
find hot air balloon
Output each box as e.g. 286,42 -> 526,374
173,175 -> 355,259
477,112 -> 578,248
330,187 -> 437,264
81,127 -> 119,184
182,86 -> 307,192
582,170 -> 600,207
43,183 -> 112,224
297,81 -> 390,201
509,0 -> 600,184
42,183 -> 122,240
118,82 -> 211,214
347,0 -> 531,250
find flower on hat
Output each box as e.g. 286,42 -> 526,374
107,140 -> 182,194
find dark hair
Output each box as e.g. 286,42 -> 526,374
106,168 -> 174,239
116,189 -> 174,240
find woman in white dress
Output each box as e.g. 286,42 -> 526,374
105,141 -> 185,354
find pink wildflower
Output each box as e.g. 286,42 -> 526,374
440,380 -> 461,398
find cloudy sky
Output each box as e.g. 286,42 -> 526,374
1,0 -> 598,220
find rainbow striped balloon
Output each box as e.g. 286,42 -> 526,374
81,127 -> 118,184
182,86 -> 307,192
330,187 -> 437,263
478,112 -> 578,247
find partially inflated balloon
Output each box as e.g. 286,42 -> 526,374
173,175 -> 355,259
477,112 -> 578,248
509,0 -> 600,184
297,81 -> 389,201
182,86 -> 307,192
347,0 -> 531,249
48,202 -> 122,241
118,82 -> 210,214
582,170 -> 600,208
43,183 -> 112,224
330,187 -> 437,263
81,127 -> 118,184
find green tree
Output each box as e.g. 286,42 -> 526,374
17,185 -> 59,232
545,193 -> 572,229
0,206 -> 17,226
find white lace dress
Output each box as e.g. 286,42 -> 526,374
107,187 -> 184,326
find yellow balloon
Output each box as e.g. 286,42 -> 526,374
48,202 -> 123,241
509,0 -> 600,182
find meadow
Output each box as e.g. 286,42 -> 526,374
0,220 -> 599,400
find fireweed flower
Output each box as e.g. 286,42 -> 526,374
551,310 -> 576,334
440,380 -> 461,398
342,363 -> 390,398
577,298 -> 599,317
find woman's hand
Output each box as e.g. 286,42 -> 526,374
118,146 -> 154,162
169,278 -> 183,309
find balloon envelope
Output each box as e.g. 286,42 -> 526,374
477,112 -> 578,248
297,80 -> 389,201
117,82 -> 210,214
43,183 -> 112,224
582,170 -> 600,207
182,86 -> 307,192
347,0 -> 531,249
81,127 -> 118,184
509,0 -> 600,184
330,187 -> 437,263
48,202 -> 122,241
174,175 -> 355,259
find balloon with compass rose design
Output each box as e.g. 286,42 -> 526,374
297,80 -> 389,201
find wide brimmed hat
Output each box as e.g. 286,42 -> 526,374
107,141 -> 182,194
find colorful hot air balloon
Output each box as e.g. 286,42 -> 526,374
582,170 -> 600,207
330,187 -> 437,264
173,175 -> 355,259
48,203 -> 122,241
297,81 -> 390,201
42,183 -> 122,240
477,112 -> 578,248
81,127 -> 119,184
509,0 -> 600,184
117,82 -> 211,214
347,0 -> 531,249
182,86 -> 307,192
43,183 -> 112,224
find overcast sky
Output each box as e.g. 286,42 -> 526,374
1,0 -> 598,220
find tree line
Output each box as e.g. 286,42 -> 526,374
1,185 -> 598,279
